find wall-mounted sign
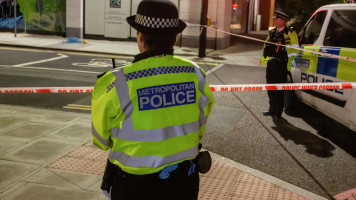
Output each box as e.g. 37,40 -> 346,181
105,0 -> 129,38
110,0 -> 121,8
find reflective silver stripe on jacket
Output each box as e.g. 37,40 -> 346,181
109,145 -> 198,168
109,63 -> 209,168
111,120 -> 201,142
288,53 -> 299,57
192,61 -> 209,127
92,123 -> 110,146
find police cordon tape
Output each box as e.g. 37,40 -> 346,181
209,82 -> 356,91
1,83 -> 356,93
204,26 -> 356,63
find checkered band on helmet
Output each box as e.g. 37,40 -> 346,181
125,66 -> 195,81
135,14 -> 180,28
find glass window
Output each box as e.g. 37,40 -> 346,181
300,11 -> 327,45
324,10 -> 356,48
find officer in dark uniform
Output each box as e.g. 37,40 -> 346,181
262,11 -> 291,119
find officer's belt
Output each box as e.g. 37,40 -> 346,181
112,159 -> 196,178
269,57 -> 288,61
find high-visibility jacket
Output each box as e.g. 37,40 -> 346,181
92,54 -> 214,175
261,27 -> 299,71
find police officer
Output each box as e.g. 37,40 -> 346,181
91,0 -> 214,200
261,10 -> 299,119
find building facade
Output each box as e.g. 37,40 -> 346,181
0,0 -> 276,49
83,0 -> 236,49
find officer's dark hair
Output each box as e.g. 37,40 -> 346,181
140,32 -> 177,51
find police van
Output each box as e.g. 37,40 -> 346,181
290,4 -> 356,131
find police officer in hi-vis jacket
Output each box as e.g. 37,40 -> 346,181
91,0 -> 214,199
261,10 -> 299,119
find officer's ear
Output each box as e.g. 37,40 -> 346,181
137,32 -> 146,53
137,32 -> 144,42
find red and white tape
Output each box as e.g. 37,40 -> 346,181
204,26 -> 356,63
209,82 -> 356,91
0,87 -> 94,94
1,83 -> 356,93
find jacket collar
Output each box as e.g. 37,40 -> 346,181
133,49 -> 174,63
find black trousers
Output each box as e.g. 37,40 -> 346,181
111,161 -> 199,200
267,90 -> 284,117
266,59 -> 287,117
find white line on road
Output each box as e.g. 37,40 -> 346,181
0,64 -> 100,74
13,54 -> 68,67
0,62 -> 222,75
206,63 -> 224,75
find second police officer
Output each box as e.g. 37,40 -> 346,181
261,10 -> 299,119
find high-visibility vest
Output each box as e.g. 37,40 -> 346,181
285,31 -> 299,71
92,55 -> 214,175
261,28 -> 299,71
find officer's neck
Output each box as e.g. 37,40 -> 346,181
277,26 -> 285,32
133,49 -> 174,63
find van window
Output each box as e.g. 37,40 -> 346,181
300,11 -> 327,45
324,10 -> 356,48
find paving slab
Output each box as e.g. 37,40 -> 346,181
88,180 -> 103,192
0,116 -> 29,133
0,136 -> 27,156
47,118 -> 92,143
1,182 -> 106,200
24,168 -> 83,190
32,113 -> 83,124
25,168 -> 101,190
0,137 -> 81,164
0,122 -> 60,142
0,160 -> 40,192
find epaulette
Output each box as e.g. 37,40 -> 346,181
289,27 -> 296,32
97,70 -> 109,78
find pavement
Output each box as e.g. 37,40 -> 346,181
0,31 -> 334,200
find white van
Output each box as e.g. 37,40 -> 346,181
290,4 -> 356,131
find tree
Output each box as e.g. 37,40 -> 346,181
276,0 -> 345,31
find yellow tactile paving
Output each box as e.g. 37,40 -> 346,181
48,141 -> 314,200
199,176 -> 235,200
228,172 -> 274,200
272,186 -> 308,200
202,161 -> 242,181
48,141 -> 108,175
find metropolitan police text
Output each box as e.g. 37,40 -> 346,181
137,82 -> 196,111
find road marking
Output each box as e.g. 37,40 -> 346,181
63,104 -> 91,111
206,63 -> 224,75
13,54 -> 68,67
0,64 -> 101,74
73,58 -> 127,68
0,46 -> 53,53
196,62 -> 219,66
0,46 -> 134,59
67,104 -> 91,108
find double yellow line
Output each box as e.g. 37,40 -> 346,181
196,62 -> 219,66
63,104 -> 91,111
